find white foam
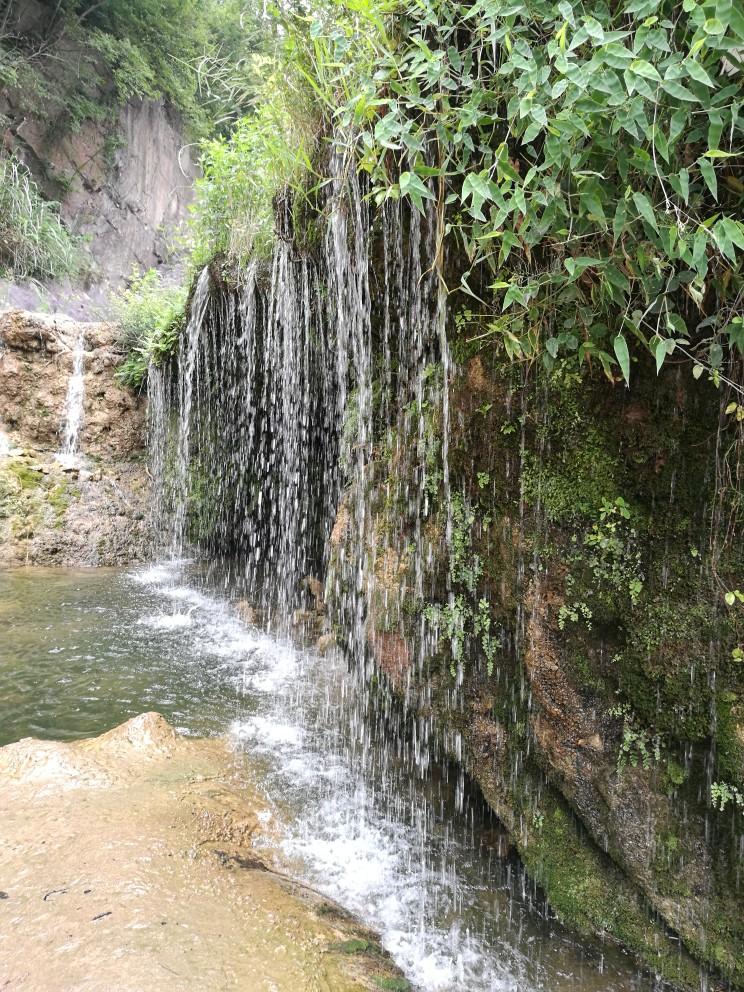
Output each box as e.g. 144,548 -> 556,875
138,611 -> 195,630
234,715 -> 303,749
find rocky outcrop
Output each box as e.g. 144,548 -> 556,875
11,96 -> 195,292
0,309 -> 144,456
0,308 -> 149,565
0,713 -> 404,992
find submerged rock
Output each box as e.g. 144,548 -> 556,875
0,713 -> 406,992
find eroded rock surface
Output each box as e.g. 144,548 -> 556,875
0,713 -> 404,992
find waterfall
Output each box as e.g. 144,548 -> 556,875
150,139 -> 452,658
57,327 -> 85,466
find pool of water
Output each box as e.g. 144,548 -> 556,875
0,565 -> 668,992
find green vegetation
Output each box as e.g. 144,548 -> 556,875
0,158 -> 81,280
299,0 -> 744,383
112,269 -> 187,388
374,979 -> 410,992
189,70 -> 317,264
423,492 -> 500,677
711,780 -> 744,811
1,0 -> 264,136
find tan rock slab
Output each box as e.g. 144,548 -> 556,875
0,713 -> 403,992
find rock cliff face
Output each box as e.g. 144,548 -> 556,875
0,0 -> 197,313
0,309 -> 149,565
325,347 -> 744,990
9,96 -> 196,295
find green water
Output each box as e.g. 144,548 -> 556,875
0,566 -> 244,746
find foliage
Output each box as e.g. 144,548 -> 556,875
188,68 -> 318,264
608,702 -> 663,772
295,0 -> 744,387
583,497 -> 644,605
112,269 -> 187,388
710,780 -> 744,811
0,156 -> 81,280
74,0 -> 233,130
4,0 -> 265,135
424,492 -> 500,676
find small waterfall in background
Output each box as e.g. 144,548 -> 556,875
57,326 -> 85,467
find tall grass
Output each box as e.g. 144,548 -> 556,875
0,157 -> 81,281
188,64 -> 319,267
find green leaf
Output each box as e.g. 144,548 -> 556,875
685,59 -> 715,87
679,168 -> 690,204
399,171 -> 434,214
633,191 -> 657,231
661,79 -> 698,102
374,113 -> 403,148
704,149 -> 738,158
721,217 -> 744,251
462,172 -> 496,219
584,16 -> 605,43
614,333 -> 631,385
613,199 -> 628,245
698,157 -> 718,200
630,59 -> 662,81
652,336 -> 668,373
601,43 -> 635,69
703,17 -> 725,35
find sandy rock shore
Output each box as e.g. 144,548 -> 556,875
0,713 -> 406,992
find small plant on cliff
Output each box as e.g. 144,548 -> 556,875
188,67 -> 318,265
0,157 -> 81,281
710,780 -> 744,812
609,703 -> 663,773
113,268 -> 187,389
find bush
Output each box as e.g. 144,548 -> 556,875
188,65 -> 318,264
0,157 -> 81,281
112,268 -> 187,389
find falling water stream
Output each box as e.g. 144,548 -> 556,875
56,326 -> 85,466
123,147 -> 694,991
0,565 -> 662,992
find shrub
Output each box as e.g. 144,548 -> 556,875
112,268 -> 187,389
188,66 -> 318,265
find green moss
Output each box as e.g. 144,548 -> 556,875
47,481 -> 78,524
521,366 -> 621,526
716,692 -> 744,788
6,459 -> 43,490
518,798 -> 702,989
330,938 -> 373,955
620,598 -> 719,743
